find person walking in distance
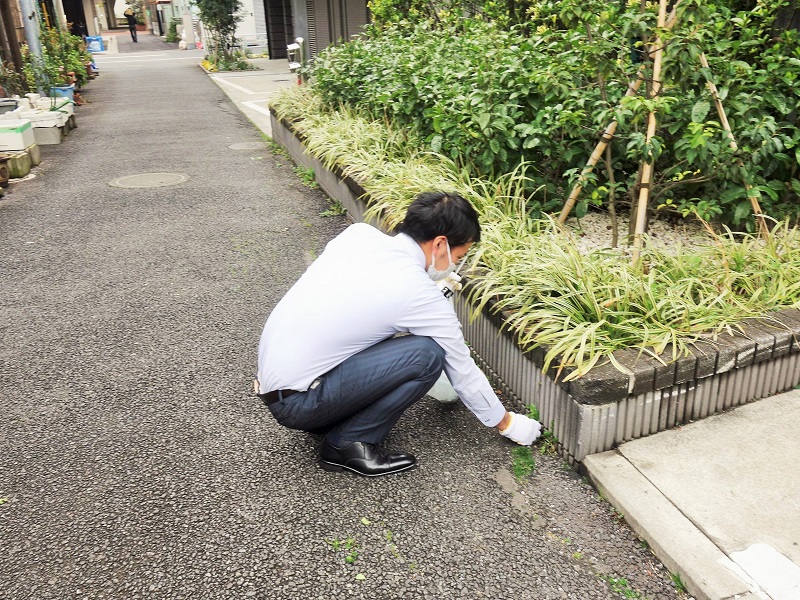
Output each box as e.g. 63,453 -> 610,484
256,191 -> 543,477
124,7 -> 138,42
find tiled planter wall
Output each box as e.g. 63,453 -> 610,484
271,110 -> 800,465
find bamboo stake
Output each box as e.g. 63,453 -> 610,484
556,72 -> 645,224
631,0 -> 668,265
699,53 -> 770,240
557,0 -> 684,224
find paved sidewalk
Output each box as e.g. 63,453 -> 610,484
584,392 -> 800,600
206,57 -> 296,137
115,30 -> 180,53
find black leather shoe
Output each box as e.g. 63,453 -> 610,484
319,439 -> 417,476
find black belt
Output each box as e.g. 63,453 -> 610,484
258,389 -> 299,405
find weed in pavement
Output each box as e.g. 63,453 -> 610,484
510,446 -> 535,480
294,165 -> 318,188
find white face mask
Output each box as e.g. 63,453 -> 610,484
427,239 -> 456,282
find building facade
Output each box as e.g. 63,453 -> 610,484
237,0 -> 369,60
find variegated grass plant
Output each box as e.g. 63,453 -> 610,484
271,85 -> 464,230
271,85 -> 800,380
468,218 -> 800,380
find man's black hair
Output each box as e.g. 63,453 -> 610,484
396,191 -> 481,247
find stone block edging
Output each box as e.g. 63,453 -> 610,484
270,109 -> 800,463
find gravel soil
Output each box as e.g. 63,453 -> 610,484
565,210 -> 714,256
1,48 -> 691,600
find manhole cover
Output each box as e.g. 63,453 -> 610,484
108,173 -> 190,188
229,142 -> 266,150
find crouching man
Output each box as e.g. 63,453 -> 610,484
256,191 -> 542,476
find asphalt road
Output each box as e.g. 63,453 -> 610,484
0,45 -> 688,599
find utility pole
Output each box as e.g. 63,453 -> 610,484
18,0 -> 42,57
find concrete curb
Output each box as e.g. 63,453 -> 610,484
583,451 -> 759,600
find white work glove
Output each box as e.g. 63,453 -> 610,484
499,412 -> 543,445
437,272 -> 462,299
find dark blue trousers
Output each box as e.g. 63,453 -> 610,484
267,335 -> 445,444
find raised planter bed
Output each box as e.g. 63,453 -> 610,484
271,108 -> 800,465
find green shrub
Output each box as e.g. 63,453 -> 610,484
22,22 -> 92,91
196,0 -> 245,69
166,19 -> 180,43
309,0 -> 800,231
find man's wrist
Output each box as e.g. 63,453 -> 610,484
496,411 -> 512,432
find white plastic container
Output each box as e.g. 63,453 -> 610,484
35,98 -> 74,117
14,97 -> 32,111
30,112 -> 67,128
32,125 -> 63,146
0,120 -> 35,151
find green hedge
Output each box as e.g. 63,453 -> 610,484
310,0 -> 800,230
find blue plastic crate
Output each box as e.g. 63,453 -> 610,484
86,36 -> 104,52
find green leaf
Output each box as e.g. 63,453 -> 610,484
360,517 -> 371,525
355,574 -> 366,580
757,184 -> 778,201
477,113 -> 491,131
691,100 -> 710,124
734,199 -> 753,223
767,179 -> 785,192
720,186 -> 746,203
730,60 -> 752,72
667,122 -> 683,135
523,137 -> 541,149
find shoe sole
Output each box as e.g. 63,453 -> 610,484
318,459 -> 418,477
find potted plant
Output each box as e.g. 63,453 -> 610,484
22,22 -> 92,104
22,45 -> 63,95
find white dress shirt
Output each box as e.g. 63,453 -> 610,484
257,223 -> 506,427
